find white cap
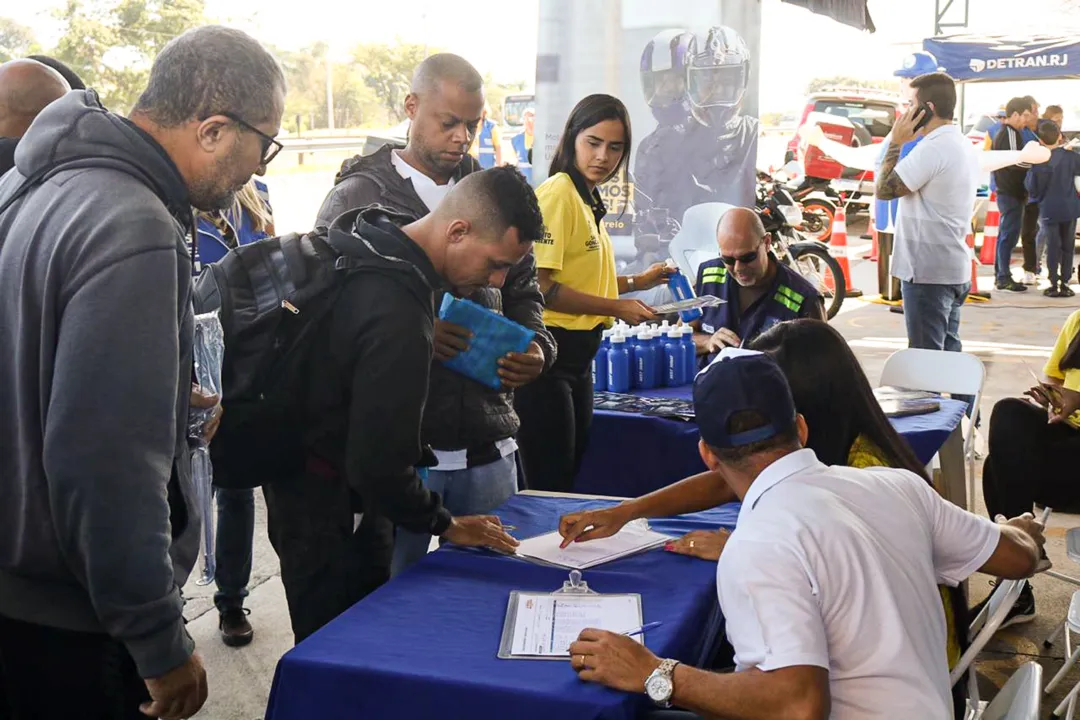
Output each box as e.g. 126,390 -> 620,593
602,328 -> 613,339
611,334 -> 626,344
661,320 -> 671,328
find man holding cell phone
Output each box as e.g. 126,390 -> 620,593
875,72 -> 981,364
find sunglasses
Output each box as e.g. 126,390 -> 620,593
720,248 -> 762,266
221,111 -> 283,166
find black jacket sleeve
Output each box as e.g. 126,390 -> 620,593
316,174 -> 385,229
341,277 -> 452,535
500,249 -> 557,371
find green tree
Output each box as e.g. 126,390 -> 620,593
806,75 -> 899,95
0,17 -> 39,62
51,0 -> 206,113
351,41 -> 429,122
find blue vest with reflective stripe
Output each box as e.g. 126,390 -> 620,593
694,256 -> 821,364
476,119 -> 497,169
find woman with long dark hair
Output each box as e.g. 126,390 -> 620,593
556,319 -> 966,674
978,308 -> 1080,626
515,94 -> 673,492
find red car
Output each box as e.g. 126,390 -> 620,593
785,89 -> 904,182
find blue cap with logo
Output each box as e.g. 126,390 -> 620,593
693,348 -> 798,449
895,51 -> 943,79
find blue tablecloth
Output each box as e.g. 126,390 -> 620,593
577,386 -> 967,498
266,494 -> 739,720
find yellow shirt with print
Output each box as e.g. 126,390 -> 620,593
534,172 -> 618,330
847,435 -> 962,671
1045,308 -> 1080,428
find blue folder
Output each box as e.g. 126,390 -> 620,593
438,295 -> 536,390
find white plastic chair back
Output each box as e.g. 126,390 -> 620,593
980,661 -> 1042,720
1068,528 -> 1080,565
880,348 -> 985,507
667,202 -> 736,282
952,578 -> 1026,707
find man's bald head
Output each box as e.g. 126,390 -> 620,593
0,59 -> 70,138
716,207 -> 772,287
410,53 -> 483,96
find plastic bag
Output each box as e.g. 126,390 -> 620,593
189,311 -> 224,586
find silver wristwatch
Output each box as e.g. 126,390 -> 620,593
645,658 -> 680,707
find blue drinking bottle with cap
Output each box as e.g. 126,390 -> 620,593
668,270 -> 703,323
649,330 -> 665,387
593,341 -> 608,391
680,326 -> 697,383
663,329 -> 686,387
632,331 -> 654,390
608,334 -> 630,393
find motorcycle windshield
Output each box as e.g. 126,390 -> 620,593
687,65 -> 746,108
642,68 -> 685,108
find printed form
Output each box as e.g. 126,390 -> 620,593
509,594 -> 642,657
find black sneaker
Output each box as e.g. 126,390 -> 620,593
1045,285 -> 1063,297
219,607 -> 253,647
1061,285 -> 1076,298
970,582 -> 1036,630
996,280 -> 1029,292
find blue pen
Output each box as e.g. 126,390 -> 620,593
623,621 -> 663,637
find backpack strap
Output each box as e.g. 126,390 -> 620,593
0,155 -> 135,218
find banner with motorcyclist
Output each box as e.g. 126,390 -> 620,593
534,0 -> 761,308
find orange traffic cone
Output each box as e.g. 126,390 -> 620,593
966,231 -> 990,300
979,192 -> 999,266
863,226 -> 879,261
827,206 -> 862,297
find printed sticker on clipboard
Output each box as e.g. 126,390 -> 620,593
651,295 -> 725,315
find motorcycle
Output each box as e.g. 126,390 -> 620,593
756,171 -> 847,320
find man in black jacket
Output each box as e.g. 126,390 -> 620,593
992,96 -> 1037,292
270,166 -> 538,642
315,53 -> 556,577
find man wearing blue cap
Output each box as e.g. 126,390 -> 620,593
564,348 -> 1044,719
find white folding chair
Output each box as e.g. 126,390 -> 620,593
880,348 -> 986,509
952,579 -> 1028,717
981,662 -> 1043,720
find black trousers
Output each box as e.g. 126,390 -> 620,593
514,326 -> 602,492
263,461 -> 393,643
0,614 -> 150,720
1021,202 -> 1040,274
982,397 -> 1080,519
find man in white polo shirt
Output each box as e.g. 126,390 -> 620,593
569,349 -> 1044,719
875,72 -> 981,357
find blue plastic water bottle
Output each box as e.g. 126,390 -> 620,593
633,331 -> 654,390
668,271 -> 703,323
649,330 -> 665,387
608,335 -> 630,393
680,326 -> 697,383
663,329 -> 686,387
593,342 -> 608,391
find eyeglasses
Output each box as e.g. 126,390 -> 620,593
221,111 -> 283,166
720,248 -> 762,266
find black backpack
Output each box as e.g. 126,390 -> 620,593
193,207 -> 413,488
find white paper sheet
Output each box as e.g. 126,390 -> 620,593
509,594 -> 642,657
515,520 -> 671,570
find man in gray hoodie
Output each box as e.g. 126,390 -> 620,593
0,26 -> 284,720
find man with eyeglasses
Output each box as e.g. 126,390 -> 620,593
691,207 -> 824,366
0,25 -> 284,720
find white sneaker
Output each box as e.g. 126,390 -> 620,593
1023,271 -> 1037,285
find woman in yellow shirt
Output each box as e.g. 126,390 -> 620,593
514,93 -> 672,492
980,307 -> 1080,625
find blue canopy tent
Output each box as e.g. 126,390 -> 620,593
923,33 -> 1080,82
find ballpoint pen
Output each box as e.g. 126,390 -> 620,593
623,621 -> 663,637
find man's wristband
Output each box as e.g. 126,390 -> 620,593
627,275 -> 636,292
430,507 -> 453,537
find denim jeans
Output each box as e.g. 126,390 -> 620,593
901,280 -> 976,414
1035,219 -> 1048,274
214,486 -> 254,612
1044,219 -> 1077,286
995,192 -> 1024,284
391,452 -> 519,575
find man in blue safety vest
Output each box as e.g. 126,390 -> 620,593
691,207 -> 825,366
469,103 -> 503,169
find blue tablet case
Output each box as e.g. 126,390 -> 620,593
438,295 -> 536,390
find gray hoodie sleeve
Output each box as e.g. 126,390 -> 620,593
44,222 -> 193,679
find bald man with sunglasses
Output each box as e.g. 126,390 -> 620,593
691,208 -> 825,365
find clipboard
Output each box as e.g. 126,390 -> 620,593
497,571 -> 644,660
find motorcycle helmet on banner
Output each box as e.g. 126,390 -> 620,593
640,29 -> 694,126
686,26 -> 750,129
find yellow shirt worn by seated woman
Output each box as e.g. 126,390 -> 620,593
1045,308 -> 1080,428
847,435 -> 963,670
533,172 -> 618,331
